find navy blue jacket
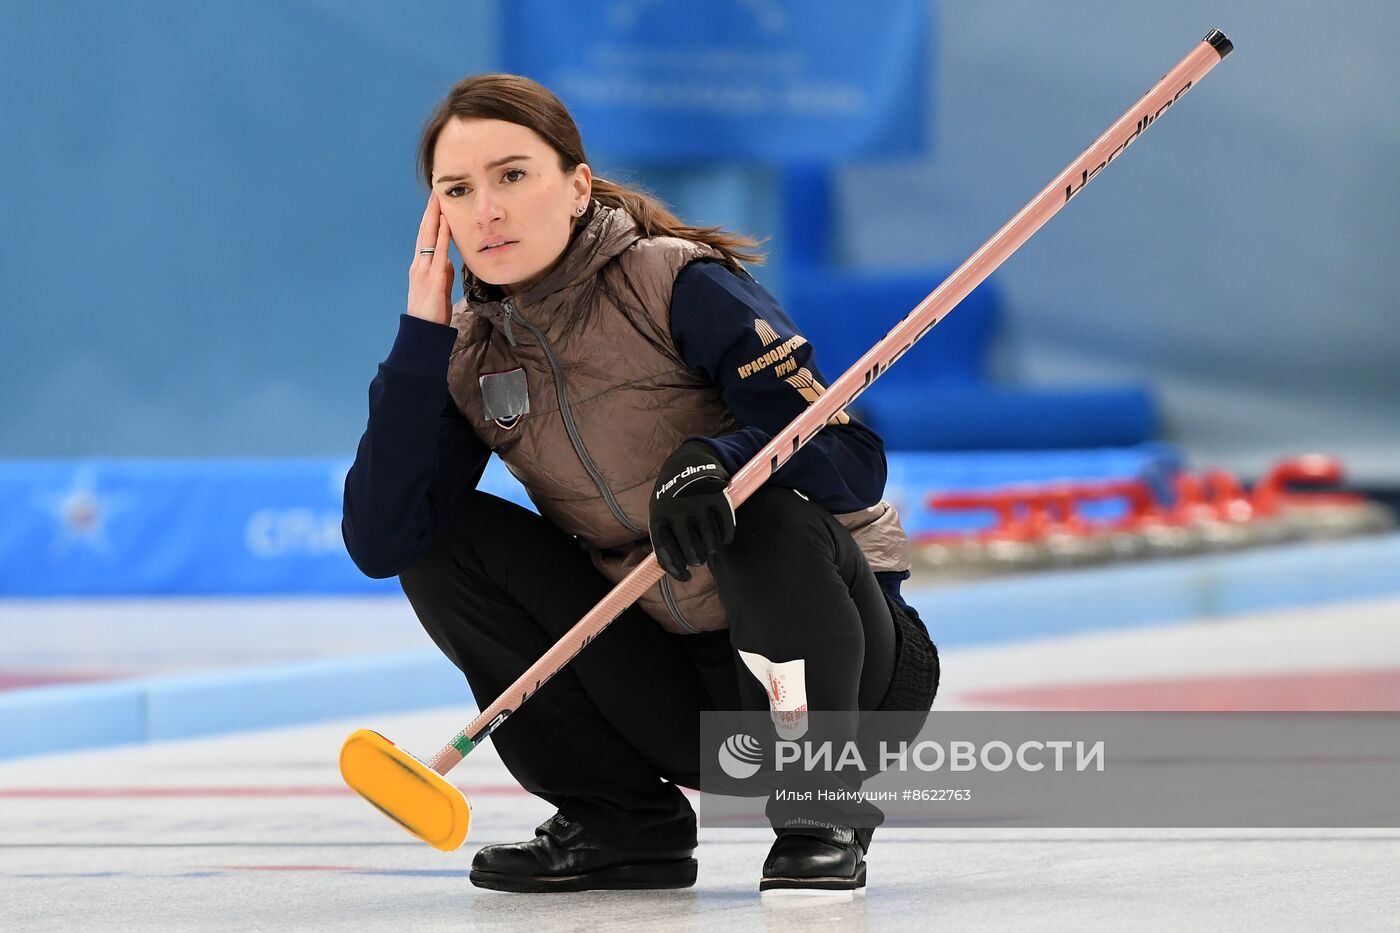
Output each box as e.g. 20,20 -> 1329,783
342,259 -> 913,609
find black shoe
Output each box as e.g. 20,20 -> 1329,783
469,813 -> 697,893
760,822 -> 871,896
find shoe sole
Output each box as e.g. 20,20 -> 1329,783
759,860 -> 867,897
469,858 -> 698,893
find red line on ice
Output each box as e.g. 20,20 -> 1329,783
962,668 -> 1400,711
199,865 -> 375,872
0,784 -> 530,798
0,670 -> 118,692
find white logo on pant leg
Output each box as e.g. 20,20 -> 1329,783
738,649 -> 809,740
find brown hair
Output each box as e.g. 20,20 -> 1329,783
416,73 -> 765,274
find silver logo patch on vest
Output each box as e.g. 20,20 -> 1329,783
479,368 -> 530,430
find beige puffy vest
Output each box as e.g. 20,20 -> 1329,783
446,204 -> 910,634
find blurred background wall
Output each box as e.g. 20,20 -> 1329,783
2,1 -> 1396,481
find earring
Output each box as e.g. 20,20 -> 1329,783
576,204 -> 586,215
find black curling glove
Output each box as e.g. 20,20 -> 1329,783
648,440 -> 736,582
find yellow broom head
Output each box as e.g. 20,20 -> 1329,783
339,729 -> 471,851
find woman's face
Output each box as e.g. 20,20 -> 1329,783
432,117 -> 591,297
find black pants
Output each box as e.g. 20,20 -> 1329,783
399,486 -> 926,851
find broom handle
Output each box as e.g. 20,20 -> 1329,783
428,28 -> 1233,774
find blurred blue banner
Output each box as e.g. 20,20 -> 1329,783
0,460 -> 382,597
501,0 -> 929,160
0,459 -> 539,597
0,447 -> 1177,597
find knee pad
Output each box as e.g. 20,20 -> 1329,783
878,602 -> 940,714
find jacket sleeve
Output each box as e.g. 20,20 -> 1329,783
342,313 -> 491,578
668,259 -> 887,513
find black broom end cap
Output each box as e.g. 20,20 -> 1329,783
1205,29 -> 1233,59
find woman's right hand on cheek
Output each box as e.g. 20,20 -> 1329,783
406,191 -> 455,325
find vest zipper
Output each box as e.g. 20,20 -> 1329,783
659,574 -> 699,634
500,298 -> 698,635
501,298 -> 644,537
